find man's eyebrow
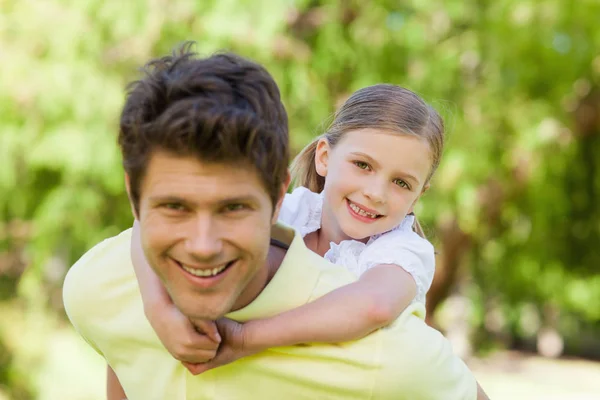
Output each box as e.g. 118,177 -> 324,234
148,195 -> 260,206
216,195 -> 260,206
147,195 -> 189,204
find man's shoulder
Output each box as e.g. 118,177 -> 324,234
62,228 -> 142,344
63,228 -> 133,299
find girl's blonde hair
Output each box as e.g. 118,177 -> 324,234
290,84 -> 444,238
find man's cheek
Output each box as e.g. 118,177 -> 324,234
143,224 -> 172,262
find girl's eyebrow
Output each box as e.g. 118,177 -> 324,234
350,151 -> 420,186
397,174 -> 420,187
350,152 -> 380,168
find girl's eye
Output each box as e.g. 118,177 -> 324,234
393,179 -> 409,189
354,161 -> 370,170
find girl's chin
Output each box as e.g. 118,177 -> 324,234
340,227 -> 373,242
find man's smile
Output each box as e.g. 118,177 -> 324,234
172,258 -> 237,287
179,261 -> 232,277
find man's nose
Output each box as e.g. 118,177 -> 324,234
185,216 -> 223,260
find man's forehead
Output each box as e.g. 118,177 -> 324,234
140,151 -> 269,201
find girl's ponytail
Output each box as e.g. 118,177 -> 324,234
290,136 -> 326,193
412,215 -> 427,239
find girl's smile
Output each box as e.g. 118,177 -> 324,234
346,198 -> 383,222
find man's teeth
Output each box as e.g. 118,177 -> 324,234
349,202 -> 378,218
181,263 -> 228,277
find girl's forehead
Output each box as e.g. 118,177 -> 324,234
337,128 -> 430,151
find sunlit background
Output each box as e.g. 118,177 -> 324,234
1,0 -> 599,399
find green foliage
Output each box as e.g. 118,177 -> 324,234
1,0 -> 599,396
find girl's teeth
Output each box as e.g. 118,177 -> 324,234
349,202 -> 377,218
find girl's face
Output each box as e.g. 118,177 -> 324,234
315,128 -> 432,242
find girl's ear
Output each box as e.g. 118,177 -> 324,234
314,138 -> 331,178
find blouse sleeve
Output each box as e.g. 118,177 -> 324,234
277,187 -> 323,236
358,229 -> 435,305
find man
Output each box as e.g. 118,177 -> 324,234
63,42 -> 488,399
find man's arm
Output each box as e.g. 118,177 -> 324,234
107,366 -> 127,400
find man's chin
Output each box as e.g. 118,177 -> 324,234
175,301 -> 233,322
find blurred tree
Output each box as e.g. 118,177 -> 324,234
1,0 -> 599,395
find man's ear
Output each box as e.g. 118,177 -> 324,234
408,183 -> 430,215
124,173 -> 139,220
271,170 -> 292,224
314,138 -> 330,178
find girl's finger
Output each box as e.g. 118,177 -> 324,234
193,319 -> 221,343
186,333 -> 219,351
179,349 -> 216,364
183,361 -> 213,375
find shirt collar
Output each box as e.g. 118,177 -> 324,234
226,223 -> 321,322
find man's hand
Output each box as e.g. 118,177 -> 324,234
185,318 -> 260,375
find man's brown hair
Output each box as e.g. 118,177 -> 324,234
118,42 -> 289,215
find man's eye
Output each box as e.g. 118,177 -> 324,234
163,203 -> 185,211
393,179 -> 409,189
224,203 -> 247,212
354,161 -> 370,170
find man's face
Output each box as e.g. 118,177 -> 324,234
133,150 -> 282,321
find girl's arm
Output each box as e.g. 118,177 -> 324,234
130,220 -> 172,313
242,264 -> 416,351
130,220 -> 220,364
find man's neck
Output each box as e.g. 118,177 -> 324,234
228,243 -> 287,312
265,243 -> 287,284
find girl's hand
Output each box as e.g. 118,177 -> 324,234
146,303 -> 221,367
185,318 -> 260,375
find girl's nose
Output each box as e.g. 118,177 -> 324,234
363,180 -> 386,204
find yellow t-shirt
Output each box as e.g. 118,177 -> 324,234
63,224 -> 477,400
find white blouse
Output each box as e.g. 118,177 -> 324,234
278,187 -> 435,305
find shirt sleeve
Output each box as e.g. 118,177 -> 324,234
278,187 -> 323,236
358,230 -> 435,304
62,241 -> 110,357
62,229 -> 134,358
375,305 -> 478,399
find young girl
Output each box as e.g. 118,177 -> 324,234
132,84 -> 445,373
